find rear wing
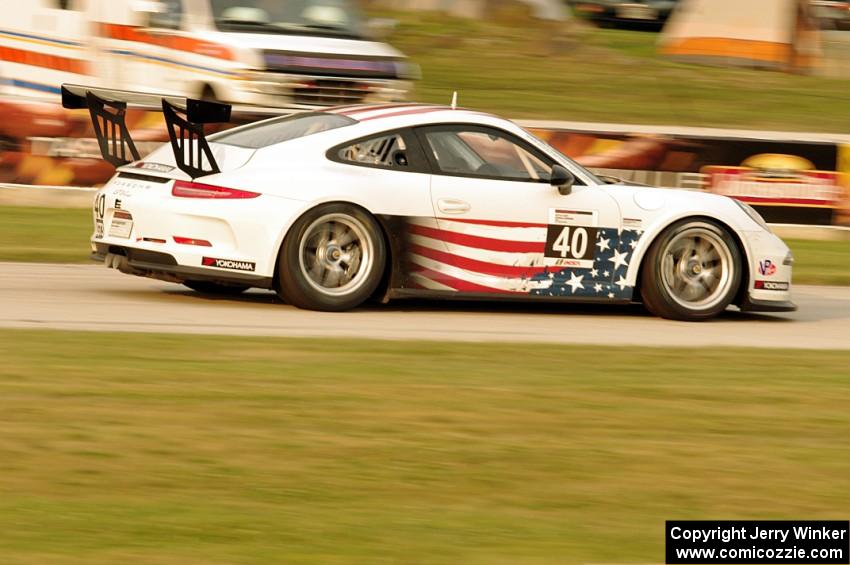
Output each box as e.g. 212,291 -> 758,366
61,84 -> 232,179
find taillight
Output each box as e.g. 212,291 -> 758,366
172,180 -> 260,199
173,236 -> 212,247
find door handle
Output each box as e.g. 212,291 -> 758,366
437,198 -> 471,214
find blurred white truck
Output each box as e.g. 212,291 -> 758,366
0,0 -> 417,108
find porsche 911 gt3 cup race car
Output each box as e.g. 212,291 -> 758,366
63,84 -> 795,321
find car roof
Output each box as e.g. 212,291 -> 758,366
206,102 -> 531,158
325,102 -> 509,129
325,102 -> 492,122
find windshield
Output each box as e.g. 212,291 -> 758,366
520,127 -> 603,185
211,0 -> 364,39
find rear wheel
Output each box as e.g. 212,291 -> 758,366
277,203 -> 386,311
640,219 -> 742,321
184,281 -> 249,295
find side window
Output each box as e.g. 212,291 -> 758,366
418,126 -> 555,183
334,130 -> 427,172
148,0 -> 183,30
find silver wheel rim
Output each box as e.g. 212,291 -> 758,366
298,213 -> 373,297
660,225 -> 734,311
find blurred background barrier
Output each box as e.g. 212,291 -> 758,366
0,184 -> 96,207
2,97 -> 847,227
2,0 -> 850,226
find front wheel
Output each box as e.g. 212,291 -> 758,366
640,219 -> 742,321
277,203 -> 386,311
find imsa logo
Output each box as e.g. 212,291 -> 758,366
202,257 -> 256,272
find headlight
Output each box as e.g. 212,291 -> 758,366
733,198 -> 771,232
783,251 -> 794,266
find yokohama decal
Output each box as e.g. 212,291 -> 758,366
202,257 -> 256,272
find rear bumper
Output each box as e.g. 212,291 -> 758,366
92,244 -> 274,289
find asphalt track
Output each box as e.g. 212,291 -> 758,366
1,262 -> 849,349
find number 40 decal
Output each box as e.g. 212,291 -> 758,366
544,225 -> 598,261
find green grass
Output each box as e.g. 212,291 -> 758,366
374,9 -> 850,131
0,206 -> 91,263
0,330 -> 848,563
4,206 -> 848,285
785,238 -> 850,285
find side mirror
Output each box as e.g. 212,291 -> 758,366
550,165 -> 575,195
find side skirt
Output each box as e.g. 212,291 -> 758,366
388,287 -> 634,305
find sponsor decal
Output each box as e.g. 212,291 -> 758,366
112,179 -> 152,192
94,219 -> 104,239
548,208 -> 599,227
114,198 -> 122,210
754,280 -> 789,291
108,210 -> 133,239
132,162 -> 175,173
758,259 -> 777,276
623,217 -> 643,229
202,257 -> 256,272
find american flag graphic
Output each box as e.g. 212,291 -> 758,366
406,217 -> 644,299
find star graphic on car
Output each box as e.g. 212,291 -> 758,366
566,272 -> 585,294
609,249 -> 629,270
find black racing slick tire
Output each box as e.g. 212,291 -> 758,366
277,203 -> 386,312
640,219 -> 742,322
184,281 -> 250,295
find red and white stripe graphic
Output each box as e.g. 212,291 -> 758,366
327,103 -> 447,121
407,217 -> 558,294
326,103 -> 498,125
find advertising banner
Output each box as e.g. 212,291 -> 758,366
532,127 -> 850,227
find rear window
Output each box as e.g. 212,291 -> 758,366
210,112 -> 356,149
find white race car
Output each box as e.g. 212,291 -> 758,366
63,84 -> 795,321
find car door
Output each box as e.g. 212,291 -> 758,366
327,127 -> 438,290
412,124 -> 639,300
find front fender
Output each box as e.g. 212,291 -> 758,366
609,187 -> 765,288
